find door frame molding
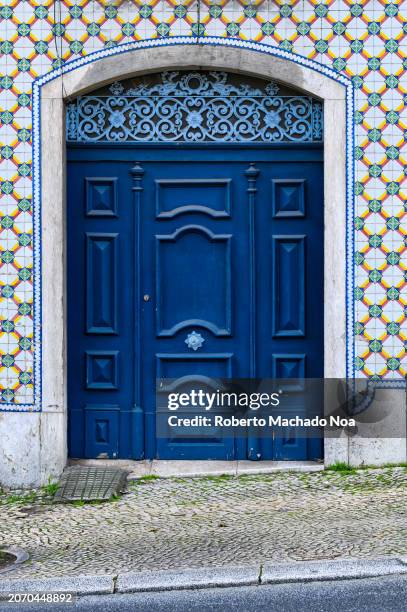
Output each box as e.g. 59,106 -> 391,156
34,39 -> 351,471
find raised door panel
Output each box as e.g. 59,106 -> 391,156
272,408 -> 308,460
86,350 -> 119,390
155,353 -> 234,460
86,233 -> 118,334
271,179 -> 305,218
155,179 -> 231,218
85,177 -> 118,217
84,405 -> 120,458
272,235 -> 305,338
156,353 -> 233,380
155,226 -> 232,337
272,354 -> 306,379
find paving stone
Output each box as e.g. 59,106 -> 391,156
1,468 -> 407,579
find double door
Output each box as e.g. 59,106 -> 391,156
67,146 -> 323,460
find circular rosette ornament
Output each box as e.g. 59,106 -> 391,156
185,331 -> 205,351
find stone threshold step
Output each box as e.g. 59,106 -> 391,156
68,459 -> 324,479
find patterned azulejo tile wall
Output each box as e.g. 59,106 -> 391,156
0,0 -> 406,408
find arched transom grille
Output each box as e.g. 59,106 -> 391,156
66,71 -> 323,144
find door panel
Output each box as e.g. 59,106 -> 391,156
68,165 -> 134,459
272,179 -> 305,218
256,160 -> 324,460
84,405 -> 120,459
272,235 -> 305,337
155,178 -> 231,218
85,350 -> 119,389
155,227 -> 232,337
67,146 -> 324,461
86,233 -> 118,334
141,159 -> 249,459
85,177 -> 118,217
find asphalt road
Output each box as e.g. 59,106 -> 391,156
1,574 -> 407,612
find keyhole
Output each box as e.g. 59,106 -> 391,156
143,294 -> 150,302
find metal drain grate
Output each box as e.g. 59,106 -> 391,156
54,466 -> 128,502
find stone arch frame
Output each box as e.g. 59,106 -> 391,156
24,38 -> 352,482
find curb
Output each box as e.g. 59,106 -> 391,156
116,566 -> 259,593
0,575 -> 114,599
261,557 -> 407,585
1,557 -> 407,598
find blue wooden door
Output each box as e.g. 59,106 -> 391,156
67,145 -> 323,460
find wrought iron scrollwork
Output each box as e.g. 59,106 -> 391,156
66,71 -> 323,144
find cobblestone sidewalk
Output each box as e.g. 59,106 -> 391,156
1,467 -> 407,579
